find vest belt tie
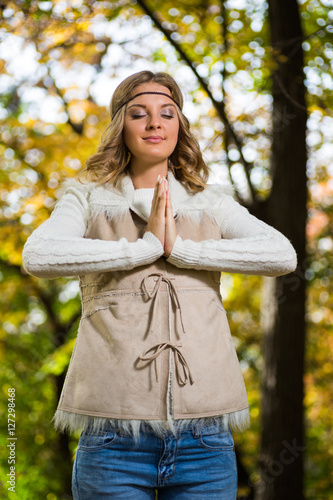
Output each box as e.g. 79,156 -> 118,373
139,342 -> 194,386
140,273 -> 192,386
142,273 -> 186,336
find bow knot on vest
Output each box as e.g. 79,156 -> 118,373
139,342 -> 194,386
142,272 -> 186,336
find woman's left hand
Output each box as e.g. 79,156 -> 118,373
164,181 -> 177,258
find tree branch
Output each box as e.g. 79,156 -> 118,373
220,0 -> 237,196
45,63 -> 84,135
0,257 -> 80,347
220,0 -> 255,202
272,21 -> 333,53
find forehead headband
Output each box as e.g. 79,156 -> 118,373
112,91 -> 181,120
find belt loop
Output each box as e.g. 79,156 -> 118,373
192,424 -> 201,439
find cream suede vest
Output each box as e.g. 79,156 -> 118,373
57,206 -> 249,421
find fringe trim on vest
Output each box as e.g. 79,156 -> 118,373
53,407 -> 250,440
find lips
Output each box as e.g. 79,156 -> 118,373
143,136 -> 164,143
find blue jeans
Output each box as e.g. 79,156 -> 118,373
72,422 -> 237,499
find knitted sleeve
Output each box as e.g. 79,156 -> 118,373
166,192 -> 297,276
22,190 -> 164,279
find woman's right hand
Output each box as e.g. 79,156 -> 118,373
145,175 -> 166,248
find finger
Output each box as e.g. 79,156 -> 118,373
158,176 -> 165,198
164,186 -> 177,257
152,175 -> 163,212
150,177 -> 158,212
166,188 -> 176,233
157,180 -> 167,213
165,184 -> 173,218
151,177 -> 165,219
165,184 -> 169,216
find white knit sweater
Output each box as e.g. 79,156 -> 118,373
22,172 -> 297,436
23,174 -> 297,279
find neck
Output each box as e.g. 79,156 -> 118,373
129,159 -> 168,189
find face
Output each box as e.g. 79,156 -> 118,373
123,83 -> 180,167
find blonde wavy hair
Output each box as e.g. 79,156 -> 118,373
81,71 -> 209,192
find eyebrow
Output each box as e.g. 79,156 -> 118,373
127,103 -> 176,110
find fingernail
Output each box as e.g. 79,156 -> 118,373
159,176 -> 163,184
157,175 -> 161,182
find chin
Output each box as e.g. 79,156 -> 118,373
141,154 -> 170,164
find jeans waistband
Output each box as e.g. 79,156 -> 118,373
84,416 -> 231,439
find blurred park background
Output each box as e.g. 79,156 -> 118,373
0,1 -> 332,499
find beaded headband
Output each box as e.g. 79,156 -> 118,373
111,91 -> 181,120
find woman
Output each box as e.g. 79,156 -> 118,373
23,71 -> 297,499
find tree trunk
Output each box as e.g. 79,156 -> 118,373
255,1 -> 307,499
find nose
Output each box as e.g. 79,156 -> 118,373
146,113 -> 162,129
